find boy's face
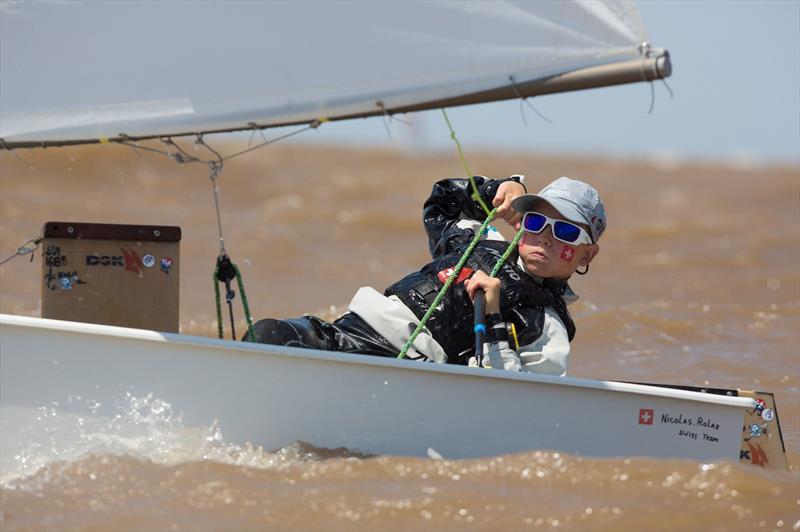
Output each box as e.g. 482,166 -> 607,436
515,202 -> 599,280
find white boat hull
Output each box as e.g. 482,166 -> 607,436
1,314 -> 754,463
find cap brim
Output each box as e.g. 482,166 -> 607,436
512,194 -> 588,228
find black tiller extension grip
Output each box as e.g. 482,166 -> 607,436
473,289 -> 486,367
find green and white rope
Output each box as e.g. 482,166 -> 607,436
396,109 -> 527,360
397,208 -> 498,359
214,259 -> 256,342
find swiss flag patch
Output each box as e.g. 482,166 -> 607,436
437,266 -> 474,285
638,408 -> 654,425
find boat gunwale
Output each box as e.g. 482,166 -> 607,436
0,313 -> 755,409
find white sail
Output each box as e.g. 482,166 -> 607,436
0,0 -> 668,147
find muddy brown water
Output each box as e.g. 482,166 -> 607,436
1,143 -> 797,530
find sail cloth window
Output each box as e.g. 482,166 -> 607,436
0,0 -> 670,148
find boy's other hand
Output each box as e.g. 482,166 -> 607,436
493,180 -> 526,226
465,271 -> 501,314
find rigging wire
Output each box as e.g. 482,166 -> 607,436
247,122 -> 269,147
118,121 -> 322,166
116,122 -> 323,259
638,41 -> 673,115
379,104 -> 392,140
160,137 -> 202,165
509,76 -> 553,125
661,78 -> 675,99
120,139 -> 180,159
376,101 -> 413,140
115,120 -> 324,342
647,78 -> 675,115
207,160 -> 227,256
0,236 -> 42,267
221,122 -> 320,162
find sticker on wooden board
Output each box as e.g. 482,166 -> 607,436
41,221 -> 181,333
160,257 -> 174,274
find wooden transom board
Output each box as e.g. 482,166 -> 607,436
738,390 -> 788,469
41,221 -> 181,332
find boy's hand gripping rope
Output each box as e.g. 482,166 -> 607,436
395,215 -> 524,360
395,191 -> 525,358
396,209 -> 497,360
397,109 -> 526,362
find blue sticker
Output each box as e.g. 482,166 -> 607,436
60,277 -> 72,290
749,423 -> 762,437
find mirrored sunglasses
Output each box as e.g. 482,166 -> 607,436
522,212 -> 593,245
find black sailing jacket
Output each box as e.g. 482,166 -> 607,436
383,176 -> 575,365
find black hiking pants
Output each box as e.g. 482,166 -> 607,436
245,312 -> 398,358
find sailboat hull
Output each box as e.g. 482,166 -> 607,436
1,314 -> 754,462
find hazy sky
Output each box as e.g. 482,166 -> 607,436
297,0 -> 800,164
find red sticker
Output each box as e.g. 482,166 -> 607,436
746,440 -> 769,467
120,247 -> 143,275
560,246 -> 575,262
638,408 -> 654,425
437,266 -> 474,285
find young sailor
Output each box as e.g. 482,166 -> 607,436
248,175 -> 605,375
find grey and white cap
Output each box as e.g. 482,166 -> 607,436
511,176 -> 606,243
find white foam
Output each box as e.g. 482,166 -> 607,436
0,392 -> 284,486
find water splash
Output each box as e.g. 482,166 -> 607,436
1,392 -> 357,486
